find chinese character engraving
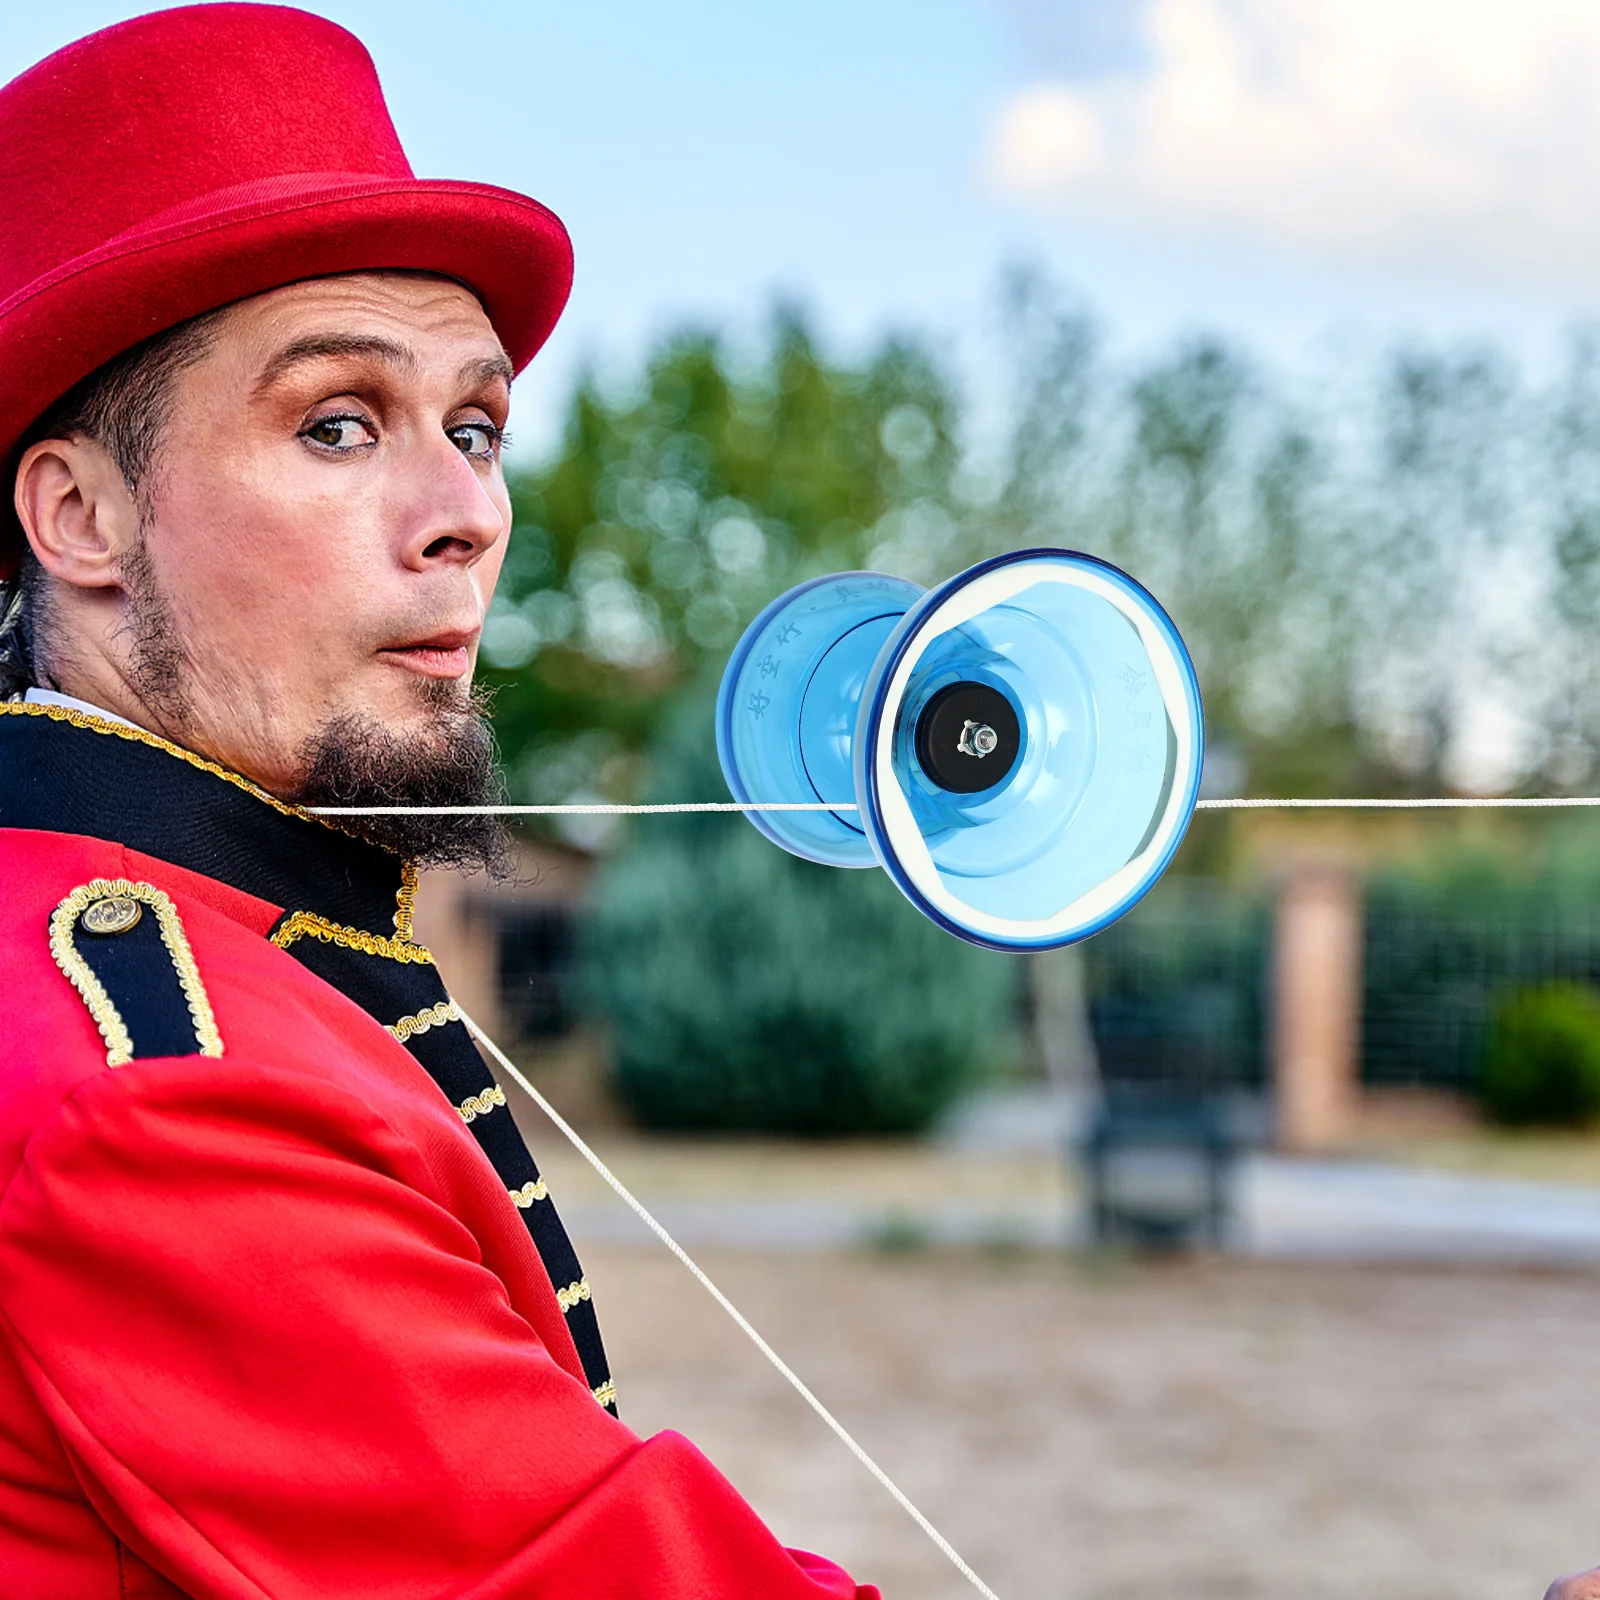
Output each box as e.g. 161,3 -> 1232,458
1119,664 -> 1148,696
747,691 -> 771,719
757,655 -> 780,679
774,622 -> 801,646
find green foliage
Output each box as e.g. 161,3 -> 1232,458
1360,834 -> 1600,1096
483,282 -> 1600,1133
1480,982 -> 1600,1127
1082,877 -> 1269,1090
974,272 -> 1600,802
485,288 -> 1600,1133
485,310 -> 961,806
488,277 -> 1600,821
978,272 -> 1382,801
581,694 -> 1018,1135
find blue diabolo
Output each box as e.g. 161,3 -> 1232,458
716,549 -> 1204,951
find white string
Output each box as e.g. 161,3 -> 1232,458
310,802 -> 858,815
1196,795 -> 1600,810
311,795 -> 1600,816
454,1005 -> 1002,1600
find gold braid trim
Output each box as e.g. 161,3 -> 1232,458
4,705 -> 431,960
1,702 -> 316,823
555,1278 -> 592,1313
394,862 -> 419,940
0,700 -> 429,873
387,1000 -> 460,1042
510,1178 -> 549,1207
48,879 -> 224,1068
269,912 -> 434,964
457,1085 -> 506,1123
591,1379 -> 617,1409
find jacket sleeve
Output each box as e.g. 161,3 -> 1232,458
0,1056 -> 878,1599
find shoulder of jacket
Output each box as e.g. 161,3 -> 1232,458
45,876 -> 223,1069
0,832 -> 231,1070
2,830 -> 451,1138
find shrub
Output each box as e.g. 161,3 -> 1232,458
581,694 -> 1019,1135
1480,982 -> 1600,1127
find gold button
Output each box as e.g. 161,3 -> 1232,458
80,895 -> 142,936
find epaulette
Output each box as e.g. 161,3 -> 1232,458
48,878 -> 223,1067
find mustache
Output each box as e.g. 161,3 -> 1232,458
369,603 -> 486,654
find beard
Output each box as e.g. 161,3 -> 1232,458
288,680 -> 513,876
119,537 -> 188,723
119,539 -> 513,876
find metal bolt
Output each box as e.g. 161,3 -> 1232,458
958,719 -> 999,758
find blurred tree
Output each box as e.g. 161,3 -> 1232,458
489,277 -> 1600,829
582,690 -> 1018,1135
1539,329 -> 1600,788
960,271 -> 1600,802
483,310 -> 961,808
971,269 -> 1382,802
1481,983 -> 1600,1127
493,281 -> 1600,1133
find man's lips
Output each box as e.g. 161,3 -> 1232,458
379,629 -> 478,679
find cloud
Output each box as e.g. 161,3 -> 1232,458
989,0 -> 1600,289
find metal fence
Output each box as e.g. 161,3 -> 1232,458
1082,879 -> 1270,1092
1085,878 -> 1600,1099
1361,888 -> 1600,1091
502,875 -> 1600,1100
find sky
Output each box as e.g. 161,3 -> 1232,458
4,1 -> 1597,456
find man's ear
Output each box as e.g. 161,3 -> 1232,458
13,435 -> 141,591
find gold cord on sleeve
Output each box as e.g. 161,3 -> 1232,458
387,999 -> 460,1042
456,1084 -> 507,1124
555,1278 -> 592,1313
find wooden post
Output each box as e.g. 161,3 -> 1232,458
1273,868 -> 1363,1152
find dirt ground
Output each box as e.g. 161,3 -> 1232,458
584,1240 -> 1600,1600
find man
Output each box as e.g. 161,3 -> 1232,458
0,7 -> 876,1596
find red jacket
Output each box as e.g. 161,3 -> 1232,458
0,796 -> 877,1595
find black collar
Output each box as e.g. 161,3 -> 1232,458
0,702 -> 408,935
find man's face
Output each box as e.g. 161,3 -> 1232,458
126,272 -> 513,795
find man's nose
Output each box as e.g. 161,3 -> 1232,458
399,434 -> 507,570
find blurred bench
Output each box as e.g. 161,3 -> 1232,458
1080,1087 -> 1243,1248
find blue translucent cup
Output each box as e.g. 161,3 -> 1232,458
717,549 -> 1204,951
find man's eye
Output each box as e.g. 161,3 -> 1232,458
301,415 -> 376,450
448,421 -> 501,459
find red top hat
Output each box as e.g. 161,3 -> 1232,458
0,4 -> 573,578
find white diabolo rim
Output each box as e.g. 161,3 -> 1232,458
869,557 -> 1202,945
